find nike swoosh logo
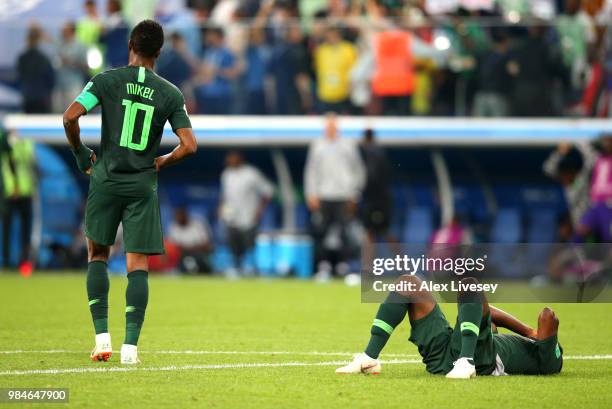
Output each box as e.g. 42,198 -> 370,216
361,363 -> 377,373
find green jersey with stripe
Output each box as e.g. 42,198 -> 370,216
75,65 -> 191,196
493,333 -> 563,375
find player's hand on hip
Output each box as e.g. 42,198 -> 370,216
85,152 -> 97,175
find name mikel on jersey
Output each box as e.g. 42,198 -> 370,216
126,83 -> 154,101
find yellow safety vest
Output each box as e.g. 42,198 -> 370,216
2,139 -> 36,197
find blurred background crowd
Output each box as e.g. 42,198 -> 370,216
2,0 -> 612,117
0,0 -> 610,282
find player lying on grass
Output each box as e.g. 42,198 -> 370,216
337,275 -> 563,378
63,20 -> 197,364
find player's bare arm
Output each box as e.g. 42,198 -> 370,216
489,305 -> 537,339
63,101 -> 95,174
154,127 -> 197,171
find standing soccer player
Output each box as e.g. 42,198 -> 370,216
63,20 -> 197,364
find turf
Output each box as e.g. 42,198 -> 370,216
0,273 -> 611,409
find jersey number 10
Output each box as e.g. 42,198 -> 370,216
120,99 -> 154,151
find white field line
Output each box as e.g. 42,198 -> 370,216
0,359 -> 420,376
0,353 -> 610,377
1,350 -> 611,360
0,350 -> 418,358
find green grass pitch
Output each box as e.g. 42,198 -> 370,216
1,273 -> 611,409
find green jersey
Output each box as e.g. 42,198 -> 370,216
75,65 -> 192,196
409,305 -> 563,376
493,333 -> 563,375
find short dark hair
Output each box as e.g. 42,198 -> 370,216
130,19 -> 164,58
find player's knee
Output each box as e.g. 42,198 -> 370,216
391,274 -> 425,301
87,242 -> 110,262
396,274 -> 422,286
459,277 -> 479,286
126,253 -> 149,272
457,277 -> 482,303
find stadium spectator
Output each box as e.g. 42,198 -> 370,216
314,26 -> 357,114
75,0 -> 102,47
508,25 -> 567,116
557,0 -> 596,98
359,128 -> 393,243
370,28 -> 417,116
2,136 -> 37,275
575,134 -> 612,242
543,141 -> 597,226
242,26 -> 271,115
167,207 -> 213,274
17,24 -> 55,113
269,24 -> 312,115
157,32 -> 199,90
220,150 -> 274,276
55,22 -> 89,111
472,29 -> 513,117
157,0 -> 203,57
99,0 -> 130,68
364,2 -> 449,116
194,27 -> 239,114
304,114 -> 365,280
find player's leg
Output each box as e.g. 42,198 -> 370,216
446,277 -> 489,379
120,192 -> 164,364
84,189 -> 122,362
336,274 -> 437,374
365,274 -> 437,358
87,239 -> 112,361
120,253 -> 150,364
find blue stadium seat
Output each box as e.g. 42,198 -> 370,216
454,185 -> 489,224
294,203 -> 309,232
34,145 -> 82,267
259,203 -> 279,232
403,207 -> 433,244
410,185 -> 436,208
490,208 -> 522,243
526,208 -> 557,243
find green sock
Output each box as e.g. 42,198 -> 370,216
87,261 -> 109,335
364,292 -> 408,359
124,270 -> 149,346
458,302 -> 482,359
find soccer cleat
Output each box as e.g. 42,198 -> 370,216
90,333 -> 112,362
120,344 -> 140,365
336,353 -> 381,375
446,357 -> 477,379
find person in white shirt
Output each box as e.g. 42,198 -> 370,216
304,114 -> 365,279
167,208 -> 213,274
220,151 -> 274,274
